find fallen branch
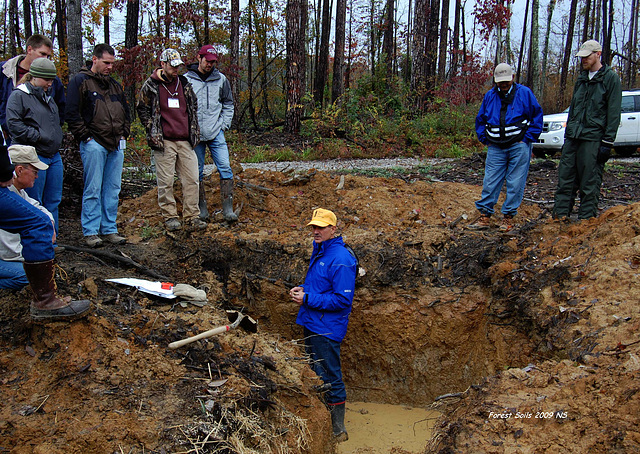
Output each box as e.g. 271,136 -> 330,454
60,244 -> 170,280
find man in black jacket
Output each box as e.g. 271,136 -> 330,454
66,44 -> 131,248
553,40 -> 622,220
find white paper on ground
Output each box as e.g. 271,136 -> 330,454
106,278 -> 176,299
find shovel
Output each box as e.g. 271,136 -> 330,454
169,310 -> 257,349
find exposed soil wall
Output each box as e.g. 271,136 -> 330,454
1,157 -> 640,452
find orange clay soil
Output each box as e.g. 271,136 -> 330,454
1,162 -> 639,453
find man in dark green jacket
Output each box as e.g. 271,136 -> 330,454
553,40 -> 622,220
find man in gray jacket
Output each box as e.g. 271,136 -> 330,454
185,45 -> 237,222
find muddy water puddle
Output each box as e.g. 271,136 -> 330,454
337,402 -> 439,453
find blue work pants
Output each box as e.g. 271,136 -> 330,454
0,260 -> 28,289
304,327 -> 346,404
193,131 -> 233,181
24,152 -> 63,233
79,139 -> 124,236
475,142 -> 532,217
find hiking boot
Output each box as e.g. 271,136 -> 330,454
84,235 -> 104,248
104,233 -> 126,244
23,260 -> 91,321
188,218 -> 207,230
499,215 -> 514,232
466,215 -> 491,230
165,218 -> 182,232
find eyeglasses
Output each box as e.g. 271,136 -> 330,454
25,165 -> 39,175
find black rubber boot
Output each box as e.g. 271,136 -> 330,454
329,402 -> 348,442
220,178 -> 238,222
198,182 -> 209,221
23,260 -> 91,321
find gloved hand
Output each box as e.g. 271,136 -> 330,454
597,144 -> 612,164
173,284 -> 207,303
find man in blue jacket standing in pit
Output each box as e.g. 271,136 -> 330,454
469,63 -> 543,232
290,208 -> 357,442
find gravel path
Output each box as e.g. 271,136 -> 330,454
204,157 -> 448,175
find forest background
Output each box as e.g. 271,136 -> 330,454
1,0 -> 639,161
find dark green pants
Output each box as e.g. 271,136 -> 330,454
553,139 -> 604,220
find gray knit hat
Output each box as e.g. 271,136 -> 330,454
29,58 -> 57,79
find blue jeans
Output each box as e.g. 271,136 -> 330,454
24,152 -> 63,233
0,186 -> 54,262
79,139 -> 124,236
194,131 -> 233,181
475,142 -> 532,217
0,260 -> 28,289
304,327 -> 346,404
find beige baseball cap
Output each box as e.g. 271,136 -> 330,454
576,40 -> 602,57
494,63 -> 514,83
8,145 -> 48,170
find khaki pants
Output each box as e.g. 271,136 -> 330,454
155,140 -> 200,221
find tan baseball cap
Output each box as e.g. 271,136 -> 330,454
494,63 -> 514,83
307,208 -> 337,227
576,40 -> 602,57
8,145 -> 48,170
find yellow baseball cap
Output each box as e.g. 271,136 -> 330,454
307,208 -> 337,227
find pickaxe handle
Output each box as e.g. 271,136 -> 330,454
168,325 -> 231,349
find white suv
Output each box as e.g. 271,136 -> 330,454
533,90 -> 640,158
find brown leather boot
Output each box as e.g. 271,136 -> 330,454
23,260 -> 91,321
220,178 -> 238,222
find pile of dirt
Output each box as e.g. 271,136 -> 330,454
1,155 -> 640,453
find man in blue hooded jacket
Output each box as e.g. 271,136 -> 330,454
290,208 -> 357,442
469,63 -> 543,232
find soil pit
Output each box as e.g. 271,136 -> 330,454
1,155 -> 640,452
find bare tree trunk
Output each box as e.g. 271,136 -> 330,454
31,0 -> 40,33
411,0 -> 429,108
369,0 -> 377,75
124,0 -> 139,119
104,11 -> 110,44
247,0 -> 257,129
8,0 -> 18,54
540,0 -> 555,104
67,0 -> 82,77
164,0 -> 170,38
582,0 -> 591,43
450,0 -> 461,76
23,0 -> 32,39
54,0 -> 67,57
285,0 -> 307,133
437,0 -> 449,82
156,0 -> 161,35
427,0 -> 439,81
314,0 -> 330,106
558,0 -> 578,111
331,0 -> 346,102
625,0 -> 639,88
230,0 -> 240,128
382,0 -> 395,74
602,0 -> 613,64
204,0 -> 209,44
346,0 -> 353,89
526,0 -> 539,97
516,0 -> 529,81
